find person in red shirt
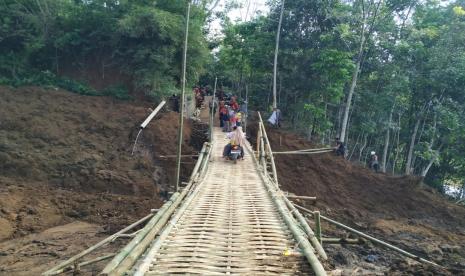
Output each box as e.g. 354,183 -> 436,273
219,102 -> 228,128
230,97 -> 239,111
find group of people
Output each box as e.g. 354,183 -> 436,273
219,96 -> 244,133
334,137 -> 379,172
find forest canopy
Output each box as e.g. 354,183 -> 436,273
209,0 -> 465,193
0,0 -> 210,99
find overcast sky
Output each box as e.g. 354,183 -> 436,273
208,0 -> 269,38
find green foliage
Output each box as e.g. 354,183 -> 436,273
102,85 -> 131,100
0,0 -> 210,99
213,0 -> 465,191
0,70 -> 97,95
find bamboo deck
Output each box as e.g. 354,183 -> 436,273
132,127 -> 311,275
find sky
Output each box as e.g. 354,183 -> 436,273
208,0 -> 269,38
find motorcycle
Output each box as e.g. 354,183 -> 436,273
229,145 -> 242,164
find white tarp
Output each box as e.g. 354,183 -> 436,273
268,110 -> 278,125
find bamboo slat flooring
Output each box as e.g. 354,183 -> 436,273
135,128 -> 312,275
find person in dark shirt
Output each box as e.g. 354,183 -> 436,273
334,137 -> 345,157
169,94 -> 179,112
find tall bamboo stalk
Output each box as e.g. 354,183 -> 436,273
175,1 -> 191,192
272,0 -> 285,109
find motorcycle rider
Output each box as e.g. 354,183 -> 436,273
223,126 -> 245,159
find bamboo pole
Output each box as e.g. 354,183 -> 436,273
248,148 -> 326,275
256,123 -> 262,159
101,193 -> 180,274
259,127 -> 266,170
175,0 -> 191,193
133,144 -> 213,276
273,147 -> 333,154
293,204 -> 440,267
191,144 -> 208,182
210,77 -> 217,142
255,112 -> 326,260
273,150 -> 333,155
257,170 -> 326,275
197,143 -> 212,180
50,254 -> 116,275
321,238 -> 362,244
159,154 -> 199,158
42,214 -> 153,275
257,113 -> 278,183
140,101 -> 167,129
272,0 -> 285,109
281,191 -> 327,260
286,195 -> 316,200
102,143 -> 209,275
314,211 -> 322,244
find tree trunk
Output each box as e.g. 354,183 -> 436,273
405,117 -> 421,175
421,144 -> 443,177
340,34 -> 365,142
358,133 -> 368,163
392,114 -> 401,174
349,132 -> 361,161
381,105 -> 394,173
272,0 -> 285,109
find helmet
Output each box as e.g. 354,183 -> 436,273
371,151 -> 376,155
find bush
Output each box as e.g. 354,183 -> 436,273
0,71 -> 136,100
102,85 -> 132,100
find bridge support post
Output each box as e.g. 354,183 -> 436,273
315,211 -> 322,244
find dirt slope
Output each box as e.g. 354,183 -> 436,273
248,121 -> 465,274
0,86 -> 203,274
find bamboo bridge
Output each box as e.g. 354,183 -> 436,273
43,110 -> 329,275
43,106 -> 438,275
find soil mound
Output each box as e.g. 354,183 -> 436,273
0,86 -> 201,242
248,120 -> 465,274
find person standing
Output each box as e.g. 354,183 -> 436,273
236,111 -> 242,127
230,97 -> 239,111
369,151 -> 379,173
334,137 -> 345,157
219,101 -> 227,128
222,106 -> 231,132
169,94 -> 179,112
229,109 -> 237,128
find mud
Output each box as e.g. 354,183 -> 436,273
0,86 -> 205,274
247,120 -> 465,275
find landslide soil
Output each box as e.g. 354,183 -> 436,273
0,86 -> 203,275
248,121 -> 465,275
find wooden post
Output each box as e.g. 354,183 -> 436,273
314,211 -> 322,244
210,77 -> 217,142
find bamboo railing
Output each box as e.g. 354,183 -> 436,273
254,112 -> 328,275
43,107 -> 216,276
